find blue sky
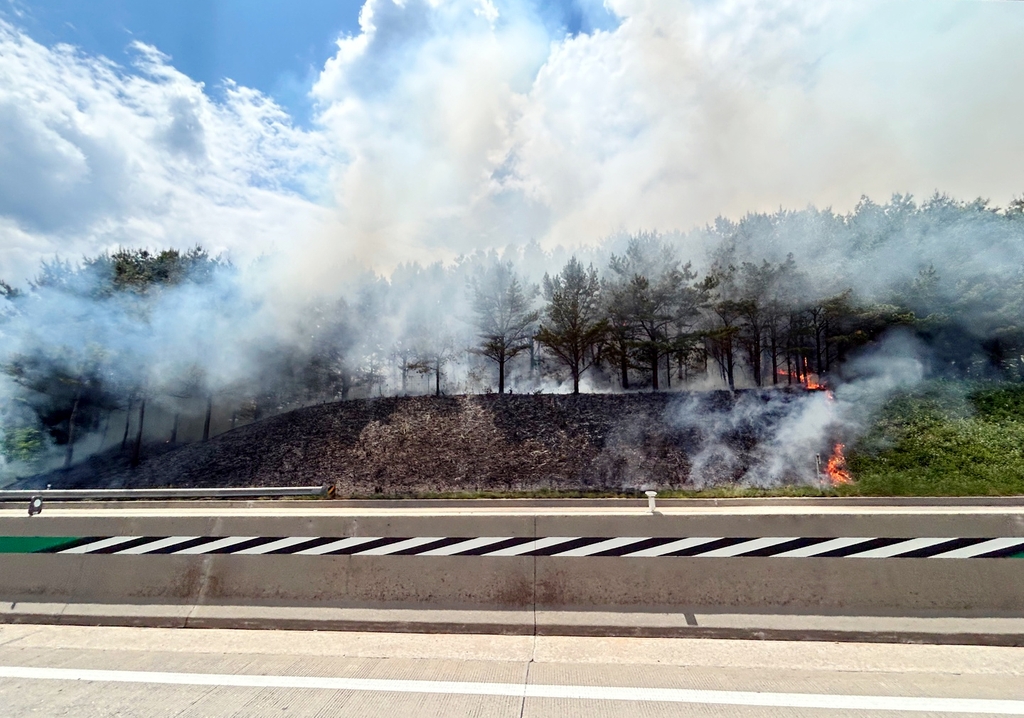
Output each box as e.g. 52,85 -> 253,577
4,0 -> 364,122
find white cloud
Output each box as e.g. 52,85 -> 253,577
2,0 -> 1024,285
0,20 -> 332,284
314,0 -> 1024,261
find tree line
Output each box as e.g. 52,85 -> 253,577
2,191 -> 1023,471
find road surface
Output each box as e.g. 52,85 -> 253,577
1,624 -> 1023,716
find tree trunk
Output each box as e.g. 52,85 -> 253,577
650,350 -> 659,391
498,353 -> 506,394
170,413 -> 179,444
121,399 -> 133,451
665,353 -> 671,389
202,396 -> 212,442
752,334 -> 762,387
130,399 -> 146,468
435,360 -> 441,397
824,324 -> 832,372
63,391 -> 81,469
726,341 -> 735,391
771,334 -> 779,385
815,327 -> 823,375
620,350 -> 629,389
100,411 -> 112,449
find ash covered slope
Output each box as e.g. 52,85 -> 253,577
21,391 -> 810,494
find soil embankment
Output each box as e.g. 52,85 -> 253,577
16,391 -> 801,494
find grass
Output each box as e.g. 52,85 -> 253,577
846,381 -> 1024,496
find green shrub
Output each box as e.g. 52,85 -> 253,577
848,381 -> 1024,495
0,427 -> 47,466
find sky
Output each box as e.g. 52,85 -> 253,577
2,0 -> 365,124
1,0 -> 1023,291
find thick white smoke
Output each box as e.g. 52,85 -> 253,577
668,332 -> 928,488
3,1 -> 1024,283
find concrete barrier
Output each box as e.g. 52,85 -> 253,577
1,504 -> 1022,639
2,554 -> 1020,613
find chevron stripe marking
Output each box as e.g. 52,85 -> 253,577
118,536 -> 202,555
621,537 -> 724,557
893,538 -> 989,558
699,537 -> 802,557
554,537 -> 653,557
233,537 -> 319,555
456,537 -> 535,555
5,536 -> 1023,556
974,539 -> 1024,559
60,536 -> 142,554
846,538 -> 953,558
772,537 -> 869,558
485,537 -> 575,556
173,536 -> 260,555
417,537 -> 513,556
292,537 -> 382,555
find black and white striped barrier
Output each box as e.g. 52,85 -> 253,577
8,535 -> 1024,558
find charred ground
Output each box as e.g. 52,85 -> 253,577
14,391 -> 810,494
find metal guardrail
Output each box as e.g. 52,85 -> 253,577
0,485 -> 329,502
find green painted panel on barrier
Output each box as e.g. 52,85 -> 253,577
0,536 -> 81,554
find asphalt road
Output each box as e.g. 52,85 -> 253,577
1,624 -> 1023,717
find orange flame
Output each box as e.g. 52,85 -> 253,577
804,373 -> 824,390
826,443 -> 852,485
776,368 -> 825,390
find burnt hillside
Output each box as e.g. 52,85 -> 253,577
18,391 -> 807,494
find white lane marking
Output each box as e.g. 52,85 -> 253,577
554,537 -> 651,557
60,537 -> 141,554
698,537 -> 799,557
486,537 -> 577,556
772,537 -> 871,557
417,537 -> 513,556
850,538 -> 952,558
933,538 -> 1024,559
624,537 -> 723,557
1,666 -> 1022,714
355,537 -> 445,556
293,537 -> 382,555
173,537 -> 259,555
119,537 -> 200,555
232,537 -> 319,555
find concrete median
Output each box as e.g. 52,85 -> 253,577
1,501 -> 1022,644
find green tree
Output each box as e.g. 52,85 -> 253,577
536,258 -> 607,394
470,262 -> 539,394
607,235 -> 701,390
